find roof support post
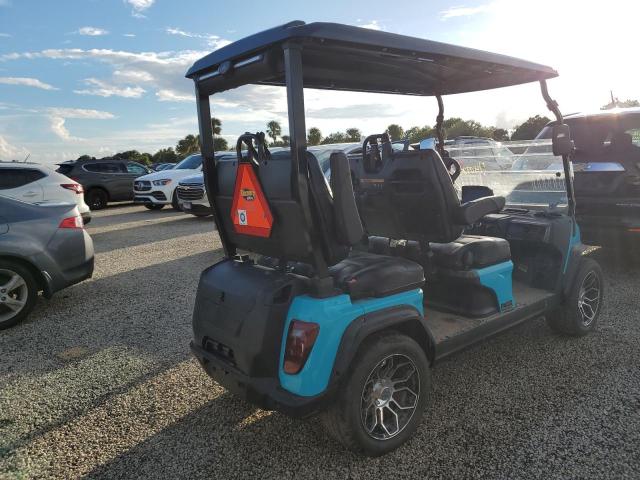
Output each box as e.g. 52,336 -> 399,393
283,41 -> 329,277
435,95 -> 445,156
540,79 -> 576,218
196,83 -> 234,257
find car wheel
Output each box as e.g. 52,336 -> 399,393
171,190 -> 181,211
321,333 -> 431,456
546,258 -> 603,336
0,261 -> 38,330
191,212 -> 211,217
145,204 -> 164,211
85,189 -> 108,210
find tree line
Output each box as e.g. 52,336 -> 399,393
73,95 -> 638,165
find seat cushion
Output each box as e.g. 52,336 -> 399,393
430,235 -> 511,270
329,252 -> 425,299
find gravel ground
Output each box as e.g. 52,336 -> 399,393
1,204 -> 639,479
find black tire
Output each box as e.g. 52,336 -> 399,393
85,188 -> 108,210
321,333 -> 431,456
145,204 -> 164,211
546,258 -> 603,336
171,190 -> 180,211
0,260 -> 38,330
191,212 -> 211,218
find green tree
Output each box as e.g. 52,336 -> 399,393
307,127 -> 322,146
152,147 -> 178,164
511,115 -> 551,141
346,128 -> 362,142
214,137 -> 229,151
76,154 -> 96,161
280,135 -> 290,147
211,117 -> 222,135
387,124 -> 404,141
405,126 -> 434,143
176,134 -> 200,158
491,128 -> 510,141
266,120 -> 282,145
321,132 -> 348,144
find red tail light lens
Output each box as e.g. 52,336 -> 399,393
59,216 -> 84,229
283,320 -> 320,375
61,183 -> 84,194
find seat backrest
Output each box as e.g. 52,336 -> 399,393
349,147 -> 464,244
214,148 -> 357,268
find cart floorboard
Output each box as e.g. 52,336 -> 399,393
428,281 -> 558,360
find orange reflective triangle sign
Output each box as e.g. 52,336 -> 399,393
230,163 -> 273,237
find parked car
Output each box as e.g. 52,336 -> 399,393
133,153 -> 210,211
0,161 -> 91,224
446,136 -> 515,171
56,158 -> 151,210
0,195 -> 94,329
525,108 -> 640,247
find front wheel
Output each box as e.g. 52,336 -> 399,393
547,258 -> 603,336
145,204 -> 164,211
171,190 -> 181,211
321,333 -> 431,456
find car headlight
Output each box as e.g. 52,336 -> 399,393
152,179 -> 172,186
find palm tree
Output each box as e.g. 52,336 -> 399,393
307,127 -> 322,146
211,117 -> 222,135
176,134 -> 200,158
266,120 -> 282,145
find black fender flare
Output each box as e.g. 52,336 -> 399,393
562,244 -> 589,297
329,304 -> 435,386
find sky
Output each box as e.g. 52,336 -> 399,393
0,0 -> 638,164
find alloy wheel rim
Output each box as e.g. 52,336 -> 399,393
578,271 -> 600,327
360,353 -> 420,441
0,269 -> 28,322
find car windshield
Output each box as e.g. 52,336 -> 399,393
175,154 -> 202,170
450,139 -> 568,211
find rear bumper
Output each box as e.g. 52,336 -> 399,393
190,341 -> 334,418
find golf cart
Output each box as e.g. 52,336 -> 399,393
186,21 -> 603,456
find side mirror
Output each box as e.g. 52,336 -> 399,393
552,124 -> 573,156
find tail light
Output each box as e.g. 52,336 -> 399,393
61,183 -> 84,194
59,216 -> 84,229
283,320 -> 320,374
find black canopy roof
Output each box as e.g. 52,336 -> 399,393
186,21 -> 558,97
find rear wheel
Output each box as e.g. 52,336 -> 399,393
0,261 -> 38,330
321,333 -> 430,456
546,258 -> 603,336
85,188 -> 108,210
145,204 -> 164,211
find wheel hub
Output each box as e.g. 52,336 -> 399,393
360,354 -> 420,441
0,269 -> 28,322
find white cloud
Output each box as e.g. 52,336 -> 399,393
0,33 -> 11,38
125,0 -> 155,17
78,26 -> 109,36
123,33 -> 136,37
358,20 -> 383,31
0,76 -> 58,90
47,108 -> 115,142
440,3 -> 497,19
0,135 -> 29,160
165,27 -> 231,49
156,89 -> 192,102
74,78 -> 146,98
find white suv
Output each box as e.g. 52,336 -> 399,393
0,161 -> 91,223
133,154 -> 203,210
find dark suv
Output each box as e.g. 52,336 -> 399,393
532,108 -> 640,247
57,159 -> 151,210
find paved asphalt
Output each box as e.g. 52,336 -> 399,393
0,204 -> 638,479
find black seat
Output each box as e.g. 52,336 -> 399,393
329,252 -> 424,300
350,140 -> 505,245
430,235 -> 511,270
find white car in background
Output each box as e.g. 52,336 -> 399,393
133,153 -> 204,211
0,161 -> 91,223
